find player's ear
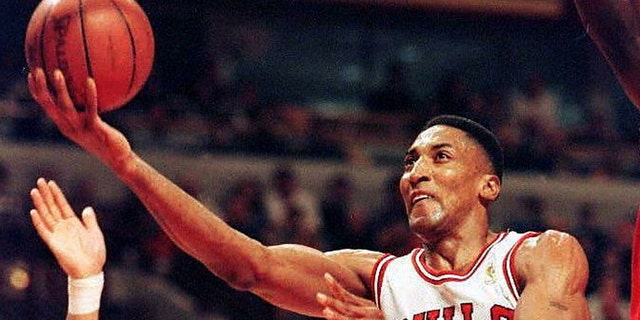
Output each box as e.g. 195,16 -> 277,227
480,174 -> 501,201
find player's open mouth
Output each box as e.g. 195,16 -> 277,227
412,194 -> 432,204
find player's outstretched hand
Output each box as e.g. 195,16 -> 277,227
30,178 -> 106,279
27,68 -> 133,170
317,273 -> 384,320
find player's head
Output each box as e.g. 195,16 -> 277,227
424,114 -> 503,182
399,114 -> 504,240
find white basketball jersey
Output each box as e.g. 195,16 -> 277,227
372,231 -> 539,320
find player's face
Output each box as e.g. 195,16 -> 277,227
399,125 -> 489,240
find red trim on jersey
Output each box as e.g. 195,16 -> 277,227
631,208 -> 640,320
410,232 -> 508,284
371,253 -> 396,308
503,231 -> 541,300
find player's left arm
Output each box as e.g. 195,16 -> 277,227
513,230 -> 592,320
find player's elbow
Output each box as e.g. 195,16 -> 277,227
223,269 -> 260,291
206,246 -> 271,292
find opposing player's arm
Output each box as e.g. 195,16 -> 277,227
574,0 -> 640,109
27,68 -> 375,317
513,230 -> 591,320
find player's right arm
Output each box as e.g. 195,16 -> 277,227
573,0 -> 640,110
27,68 -> 377,317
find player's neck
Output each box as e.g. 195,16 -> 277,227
423,230 -> 498,273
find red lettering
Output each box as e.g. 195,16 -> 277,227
442,306 -> 455,320
425,310 -> 440,320
411,313 -> 425,320
409,303 -> 509,320
491,305 -> 514,320
461,303 -> 474,320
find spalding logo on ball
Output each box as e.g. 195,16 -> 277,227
25,0 -> 155,112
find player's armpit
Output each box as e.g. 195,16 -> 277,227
513,230 -> 592,320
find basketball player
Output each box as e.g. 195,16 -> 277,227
572,1 -> 640,319
27,68 -> 591,319
29,179 -> 105,320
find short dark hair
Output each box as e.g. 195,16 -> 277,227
424,115 -> 504,181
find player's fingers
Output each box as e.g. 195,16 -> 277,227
324,273 -> 368,306
317,293 -> 349,316
28,70 -> 55,114
317,292 -> 366,318
29,69 -> 72,130
27,71 -> 40,101
36,178 -> 63,221
81,207 -> 100,231
27,69 -> 49,102
52,69 -> 79,114
85,77 -> 99,118
47,180 -> 75,219
318,275 -> 383,319
29,209 -> 52,241
322,307 -> 352,320
30,187 -> 55,230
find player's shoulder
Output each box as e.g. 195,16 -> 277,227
519,229 -> 582,254
515,229 -> 587,275
513,230 -> 590,297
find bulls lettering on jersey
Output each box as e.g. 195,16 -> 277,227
372,231 -> 539,320
400,303 -> 514,320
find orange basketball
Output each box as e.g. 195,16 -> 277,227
24,0 -> 155,112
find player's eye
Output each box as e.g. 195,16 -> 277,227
403,154 -> 417,169
435,151 -> 450,161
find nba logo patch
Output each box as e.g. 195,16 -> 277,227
484,263 -> 496,285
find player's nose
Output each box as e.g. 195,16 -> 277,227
407,157 -> 431,186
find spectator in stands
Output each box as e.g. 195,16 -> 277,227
571,203 -> 612,296
245,102 -> 344,159
506,195 -> 549,233
507,73 -> 567,172
320,174 -> 368,251
587,250 -> 630,320
221,178 -> 268,241
263,165 -> 322,248
0,69 -> 49,141
586,210 -> 634,320
428,72 -> 475,119
365,61 -> 417,115
363,175 -> 420,256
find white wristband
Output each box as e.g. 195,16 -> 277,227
67,272 -> 104,315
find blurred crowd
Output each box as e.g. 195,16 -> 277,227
0,54 -> 638,180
